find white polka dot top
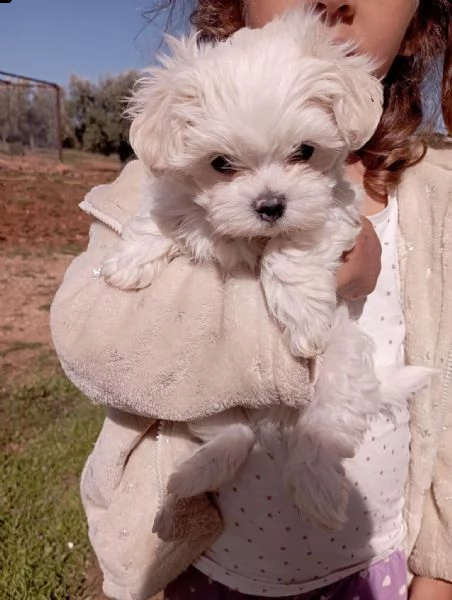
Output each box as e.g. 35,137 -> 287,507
196,192 -> 409,597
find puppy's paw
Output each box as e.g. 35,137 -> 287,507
284,456 -> 349,531
168,424 -> 255,498
153,493 -> 221,541
152,499 -> 176,540
287,319 -> 330,358
101,250 -> 165,290
101,230 -> 175,290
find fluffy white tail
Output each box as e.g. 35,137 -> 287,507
377,364 -> 434,412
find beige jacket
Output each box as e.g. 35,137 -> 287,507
50,148 -> 452,600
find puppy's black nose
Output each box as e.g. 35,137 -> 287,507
254,195 -> 286,222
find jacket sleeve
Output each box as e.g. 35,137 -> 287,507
406,151 -> 452,582
408,356 -> 452,582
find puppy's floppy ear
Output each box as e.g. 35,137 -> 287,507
329,62 -> 384,150
128,33 -> 202,175
280,7 -> 383,149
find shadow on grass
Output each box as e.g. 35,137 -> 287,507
0,371 -> 105,599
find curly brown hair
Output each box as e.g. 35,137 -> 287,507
146,0 -> 452,201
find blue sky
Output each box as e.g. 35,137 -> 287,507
0,0 -> 185,86
0,0 -> 446,131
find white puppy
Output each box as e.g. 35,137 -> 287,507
102,10 -> 430,531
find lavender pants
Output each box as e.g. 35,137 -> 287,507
164,550 -> 408,600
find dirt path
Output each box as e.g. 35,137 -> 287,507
0,151 -> 118,381
0,253 -> 73,380
0,152 -> 116,253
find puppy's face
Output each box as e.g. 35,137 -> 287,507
182,101 -> 345,239
129,9 -> 383,239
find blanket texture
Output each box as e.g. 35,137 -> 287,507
50,147 -> 452,598
51,161 -> 313,420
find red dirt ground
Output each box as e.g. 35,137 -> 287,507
0,150 -> 164,600
0,151 -> 119,378
0,152 -> 118,252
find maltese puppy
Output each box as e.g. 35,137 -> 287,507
101,10 -> 430,530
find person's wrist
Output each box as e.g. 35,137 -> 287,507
410,576 -> 452,599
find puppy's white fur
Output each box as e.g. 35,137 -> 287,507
102,10 -> 431,531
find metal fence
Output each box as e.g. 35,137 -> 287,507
0,71 -> 63,160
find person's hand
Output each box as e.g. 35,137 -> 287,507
410,576 -> 452,599
337,216 -> 382,300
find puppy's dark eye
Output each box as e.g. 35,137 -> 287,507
289,144 -> 315,163
211,156 -> 236,174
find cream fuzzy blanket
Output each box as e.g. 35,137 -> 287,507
50,147 -> 452,599
51,161 -> 313,420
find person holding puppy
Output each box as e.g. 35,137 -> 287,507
50,1 -> 452,599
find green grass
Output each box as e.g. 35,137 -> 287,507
5,244 -> 83,259
54,243 -> 85,256
0,372 -> 105,599
62,149 -> 120,168
0,341 -> 44,358
13,195 -> 32,207
5,248 -> 33,259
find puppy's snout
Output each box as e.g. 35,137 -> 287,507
254,194 -> 286,223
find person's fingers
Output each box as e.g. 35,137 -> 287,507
337,217 -> 382,300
